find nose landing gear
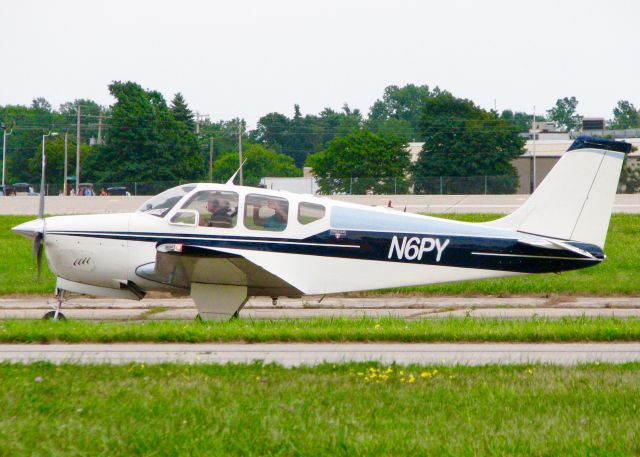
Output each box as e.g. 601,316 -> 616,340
43,290 -> 67,320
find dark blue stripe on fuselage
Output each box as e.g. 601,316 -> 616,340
46,229 -> 604,274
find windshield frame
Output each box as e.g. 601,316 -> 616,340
137,185 -> 197,218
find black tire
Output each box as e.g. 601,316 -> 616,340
194,314 -> 203,322
43,311 -> 66,321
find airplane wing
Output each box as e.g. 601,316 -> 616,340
135,243 -> 303,298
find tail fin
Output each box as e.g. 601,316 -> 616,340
486,136 -> 631,248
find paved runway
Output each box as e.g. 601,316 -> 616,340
3,296 -> 640,320
3,343 -> 640,366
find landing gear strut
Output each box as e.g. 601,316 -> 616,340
44,290 -> 67,320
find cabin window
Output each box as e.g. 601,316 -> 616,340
298,202 -> 325,225
180,190 -> 239,228
170,210 -> 198,226
244,194 -> 289,232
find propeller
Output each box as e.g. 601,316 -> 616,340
34,131 -> 57,278
33,233 -> 43,278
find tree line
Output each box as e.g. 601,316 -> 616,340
1,81 -> 638,194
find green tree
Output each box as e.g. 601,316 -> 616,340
610,100 -> 639,130
413,92 -> 525,194
253,112 -> 290,153
253,105 -> 362,168
198,118 -> 247,164
170,93 -> 196,132
500,110 -> 545,133
28,136 -> 91,193
0,103 -> 69,183
212,143 -> 300,186
58,99 -> 108,146
307,129 -> 410,194
547,97 -> 582,132
31,97 -> 52,112
89,81 -> 204,183
367,84 -> 432,140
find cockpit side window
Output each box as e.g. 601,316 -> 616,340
244,194 -> 289,232
138,185 -> 195,218
298,202 -> 326,225
181,190 -> 239,228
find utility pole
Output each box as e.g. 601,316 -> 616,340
532,105 -> 537,192
194,112 -> 210,135
40,132 -> 58,214
97,111 -> 103,145
209,136 -> 214,182
238,120 -> 243,186
2,123 -> 13,188
63,132 -> 68,196
76,105 -> 81,195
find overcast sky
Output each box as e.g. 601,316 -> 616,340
2,0 -> 638,127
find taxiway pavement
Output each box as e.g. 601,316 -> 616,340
3,342 -> 640,366
2,295 -> 640,320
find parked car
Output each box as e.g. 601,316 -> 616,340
106,187 -> 130,196
13,183 -> 37,196
78,183 -> 94,196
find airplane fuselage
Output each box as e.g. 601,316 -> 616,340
29,183 -> 603,299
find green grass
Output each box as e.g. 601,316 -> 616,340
1,213 -> 639,296
0,362 -> 639,456
4,316 -> 640,343
0,215 -> 56,294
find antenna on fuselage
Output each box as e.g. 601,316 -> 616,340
225,159 -> 247,185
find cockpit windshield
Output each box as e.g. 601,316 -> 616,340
137,185 -> 196,217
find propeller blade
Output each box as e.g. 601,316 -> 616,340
33,233 -> 43,279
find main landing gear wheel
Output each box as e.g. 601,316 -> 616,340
194,314 -> 203,322
43,310 -> 66,321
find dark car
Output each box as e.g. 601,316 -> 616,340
13,183 -> 37,196
107,187 -> 129,196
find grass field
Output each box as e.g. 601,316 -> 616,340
1,213 -> 639,296
0,362 -> 638,456
0,215 -> 56,295
3,316 -> 640,343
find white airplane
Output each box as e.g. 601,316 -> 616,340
12,136 -> 631,320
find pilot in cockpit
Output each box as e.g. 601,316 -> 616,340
204,192 -> 236,227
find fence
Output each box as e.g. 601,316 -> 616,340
20,171 -> 640,197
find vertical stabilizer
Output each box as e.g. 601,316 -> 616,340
485,137 -> 631,248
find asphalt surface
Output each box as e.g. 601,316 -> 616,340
3,295 -> 640,320
3,343 -> 640,366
